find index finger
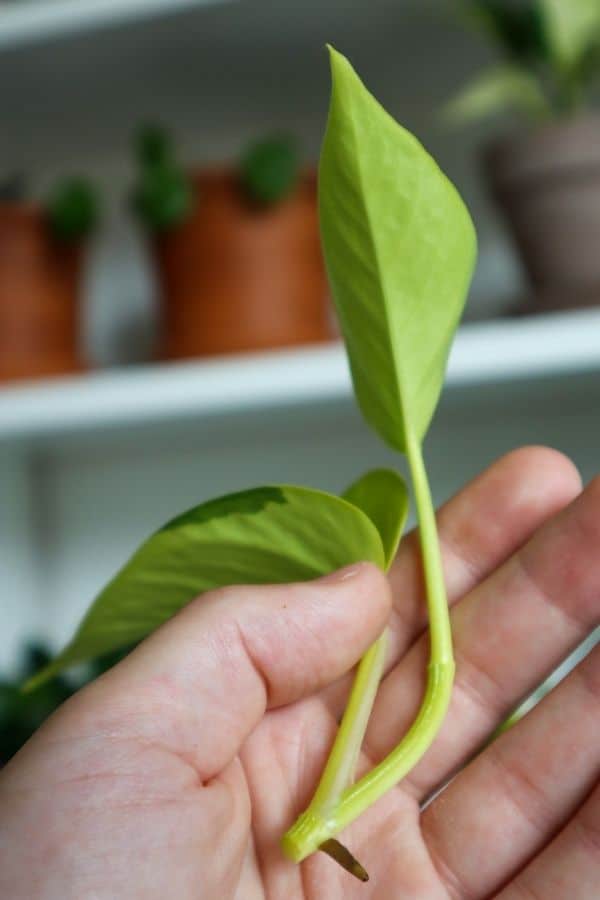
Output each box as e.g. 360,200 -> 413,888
386,445 -> 581,665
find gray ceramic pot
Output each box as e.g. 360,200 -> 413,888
484,114 -> 600,311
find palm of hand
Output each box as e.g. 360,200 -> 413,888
238,693 -> 437,898
1,450 -> 598,899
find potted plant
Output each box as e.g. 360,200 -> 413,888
132,125 -> 332,360
446,0 -> 600,311
0,175 -> 99,382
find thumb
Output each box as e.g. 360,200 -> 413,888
76,562 -> 391,780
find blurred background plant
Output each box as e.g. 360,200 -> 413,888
46,177 -> 100,242
131,125 -> 302,231
0,644 -> 73,764
0,642 -> 133,765
0,171 -> 99,381
0,171 -> 99,240
146,124 -> 330,360
131,123 -> 193,233
443,0 -> 600,314
239,134 -> 300,204
446,0 -> 600,125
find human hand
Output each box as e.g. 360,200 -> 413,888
0,447 -> 598,898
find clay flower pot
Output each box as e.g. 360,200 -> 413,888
0,206 -> 83,382
153,169 -> 331,359
485,114 -> 600,312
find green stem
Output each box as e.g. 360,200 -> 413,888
305,630 -> 388,815
282,432 -> 455,863
405,430 -> 453,665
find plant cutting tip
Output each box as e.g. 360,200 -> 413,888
319,839 -> 369,882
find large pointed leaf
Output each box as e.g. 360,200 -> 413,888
320,47 -> 477,453
27,485 -> 385,689
342,468 -> 408,569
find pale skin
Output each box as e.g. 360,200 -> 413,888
1,447 -> 599,899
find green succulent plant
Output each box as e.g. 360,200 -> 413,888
446,0 -> 600,124
239,134 -> 300,204
131,123 -> 193,233
46,177 -> 99,242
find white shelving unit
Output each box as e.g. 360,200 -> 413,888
0,0 -> 232,50
2,308 -> 600,448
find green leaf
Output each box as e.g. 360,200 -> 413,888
239,134 -> 300,205
342,468 -> 408,569
26,485 -> 385,689
443,65 -> 550,124
540,0 -> 600,70
320,47 -> 477,453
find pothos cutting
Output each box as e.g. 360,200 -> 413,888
27,46 -> 477,881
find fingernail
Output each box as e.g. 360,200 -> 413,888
315,563 -> 364,585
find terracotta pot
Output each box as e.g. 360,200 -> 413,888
484,115 -> 600,311
153,169 -> 331,359
0,206 -> 83,382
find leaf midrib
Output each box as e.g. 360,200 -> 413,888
343,84 -> 411,448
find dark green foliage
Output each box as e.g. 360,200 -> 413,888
132,166 -> 193,232
131,123 -> 193,232
0,642 -> 133,764
470,1 -> 549,62
135,123 -> 173,169
46,178 -> 99,242
161,486 -> 286,533
239,135 -> 300,205
0,645 -> 72,764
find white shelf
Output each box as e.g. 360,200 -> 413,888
0,0 -> 231,50
1,308 -> 600,447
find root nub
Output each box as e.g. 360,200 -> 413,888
319,838 -> 369,882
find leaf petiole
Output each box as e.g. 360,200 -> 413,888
282,433 -> 455,863
307,630 -> 389,818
